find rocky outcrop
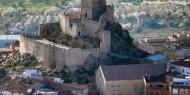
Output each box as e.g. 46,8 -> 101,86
104,21 -> 149,64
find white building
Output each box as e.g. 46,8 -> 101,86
22,69 -> 42,79
35,89 -> 58,95
169,59 -> 190,76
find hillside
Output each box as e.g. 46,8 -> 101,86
1,0 -> 190,35
104,21 -> 149,64
0,0 -> 75,8
0,0 -> 80,35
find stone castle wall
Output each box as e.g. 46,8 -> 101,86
80,19 -> 100,37
43,44 -> 54,68
20,35 -> 44,61
60,1 -> 114,39
60,14 -> 80,37
20,35 -> 100,71
100,30 -> 111,54
105,5 -> 114,22
81,0 -> 106,20
20,0 -> 114,71
20,35 -> 54,69
80,5 -> 114,37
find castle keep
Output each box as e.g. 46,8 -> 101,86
20,0 -> 114,71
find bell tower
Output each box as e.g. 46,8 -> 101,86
81,0 -> 106,21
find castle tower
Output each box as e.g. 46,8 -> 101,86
81,0 -> 106,21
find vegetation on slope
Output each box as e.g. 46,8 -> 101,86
0,0 -> 74,8
115,1 -> 190,30
104,21 -> 149,64
3,52 -> 38,71
118,0 -> 143,5
40,23 -> 101,48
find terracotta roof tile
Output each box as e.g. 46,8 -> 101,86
171,59 -> 190,68
101,64 -> 166,81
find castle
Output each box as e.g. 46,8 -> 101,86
20,0 -> 114,71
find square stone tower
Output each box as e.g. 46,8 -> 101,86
81,0 -> 106,21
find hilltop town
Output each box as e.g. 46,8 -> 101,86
1,0 -> 190,95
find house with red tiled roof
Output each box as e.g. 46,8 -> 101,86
44,77 -> 88,95
169,59 -> 190,76
10,40 -> 19,51
95,64 -> 166,95
0,77 -> 41,94
171,77 -> 190,95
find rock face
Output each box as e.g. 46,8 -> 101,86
40,23 -> 62,42
104,22 -> 133,52
104,21 -> 149,64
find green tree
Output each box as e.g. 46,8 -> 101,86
18,0 -> 24,7
12,3 -> 17,8
74,66 -> 90,84
60,69 -> 72,83
55,3 -> 59,7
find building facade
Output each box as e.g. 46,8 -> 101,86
145,82 -> 169,95
96,64 -> 166,95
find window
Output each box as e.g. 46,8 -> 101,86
157,85 -> 163,88
167,86 -> 169,90
112,85 -> 120,92
173,89 -> 178,94
116,85 -> 120,91
112,85 -> 115,91
182,68 -> 185,73
155,93 -> 159,95
186,68 -> 190,74
185,89 -> 188,95
180,89 -> 184,94
78,32 -> 80,36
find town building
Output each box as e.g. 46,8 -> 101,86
145,75 -> 170,95
96,64 -> 166,95
44,77 -> 89,95
135,38 -> 169,54
176,48 -> 190,59
22,69 -> 43,80
144,71 -> 190,95
144,58 -> 190,95
0,77 -> 41,94
168,59 -> 190,76
135,34 -> 190,60
171,78 -> 190,95
168,33 -> 189,44
34,89 -> 58,95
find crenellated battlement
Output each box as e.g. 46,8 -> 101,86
21,32 -> 41,39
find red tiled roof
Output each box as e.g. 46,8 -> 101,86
101,64 -> 167,81
11,40 -> 19,47
171,59 -> 190,68
0,48 -> 12,52
44,77 -> 88,92
172,85 -> 190,89
0,77 -> 41,93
